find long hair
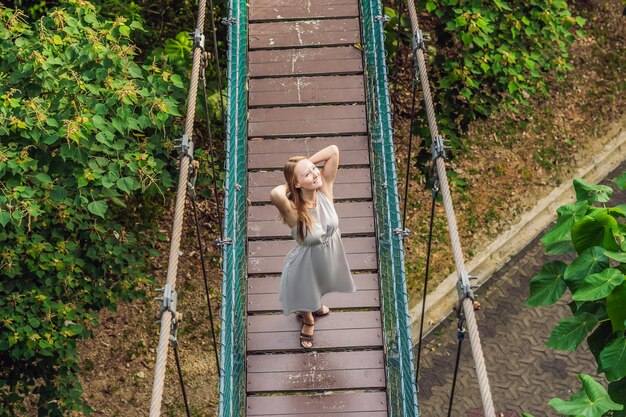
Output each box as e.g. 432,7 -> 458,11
282,156 -> 314,241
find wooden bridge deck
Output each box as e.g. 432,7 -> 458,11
246,0 -> 388,414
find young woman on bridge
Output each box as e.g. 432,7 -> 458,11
269,145 -> 356,349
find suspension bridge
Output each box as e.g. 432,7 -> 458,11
149,0 -> 497,415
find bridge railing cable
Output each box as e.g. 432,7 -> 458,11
402,1 -> 497,416
148,0 -> 208,415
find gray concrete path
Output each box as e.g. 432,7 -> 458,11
416,161 -> 626,417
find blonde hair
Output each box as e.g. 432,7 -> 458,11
282,156 -> 314,241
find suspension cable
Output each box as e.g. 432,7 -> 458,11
190,196 -> 221,376
447,319 -> 466,417
390,0 -> 407,125
173,344 -> 192,417
404,1 -> 496,415
414,183 -> 437,380
149,0 -> 208,414
205,0 -> 226,125
199,64 -> 224,241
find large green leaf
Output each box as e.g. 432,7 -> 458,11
613,171 -> 626,190
587,322 -> 615,371
542,200 -> 588,255
527,261 -> 567,306
87,200 -> 108,218
607,283 -> 626,332
571,213 -> 620,254
608,379 -> 626,417
605,250 -> 626,263
547,312 -> 598,351
572,268 -> 624,301
548,374 -> 623,417
564,247 -> 609,292
573,178 -> 613,203
600,336 -> 626,381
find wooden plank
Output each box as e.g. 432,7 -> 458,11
249,76 -> 364,107
248,105 -> 367,137
248,136 -> 369,169
249,167 -> 370,186
247,350 -> 384,392
249,47 -> 362,78
248,273 -> 379,294
248,310 -> 381,332
249,216 -> 374,239
247,391 -> 388,416
250,19 -> 360,49
249,236 -> 376,257
248,273 -> 380,312
249,201 -> 373,221
249,0 -> 358,22
249,253 -> 377,274
247,311 -> 383,351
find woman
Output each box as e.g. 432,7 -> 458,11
269,145 -> 356,349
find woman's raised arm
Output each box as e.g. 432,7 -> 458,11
309,145 -> 339,186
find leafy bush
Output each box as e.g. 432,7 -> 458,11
386,0 -> 584,151
526,175 -> 626,417
0,2 -> 185,415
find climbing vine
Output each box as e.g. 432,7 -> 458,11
525,175 -> 626,417
0,2 -> 185,415
385,0 -> 584,151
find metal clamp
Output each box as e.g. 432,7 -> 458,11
155,284 -> 183,345
393,227 -> 410,237
221,17 -> 237,25
412,29 -> 426,52
216,237 -> 233,248
175,134 -> 194,160
431,134 -> 449,160
187,160 -> 200,199
192,28 -> 205,51
456,271 -> 475,313
375,15 -> 390,23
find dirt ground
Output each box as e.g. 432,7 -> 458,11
76,1 -> 624,415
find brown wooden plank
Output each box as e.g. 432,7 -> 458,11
247,311 -> 383,351
248,273 -> 380,312
250,19 -> 360,50
249,167 -> 370,186
249,47 -> 362,78
247,350 -> 384,392
250,183 -> 371,203
247,391 -> 387,416
248,310 -> 380,332
249,236 -> 376,257
248,105 -> 367,138
248,273 -> 379,294
249,253 -> 377,274
249,0 -> 359,22
249,216 -> 374,239
250,76 -> 364,107
248,136 -> 369,169
249,201 -> 373,221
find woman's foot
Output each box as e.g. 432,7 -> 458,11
299,312 -> 314,349
313,304 -> 330,317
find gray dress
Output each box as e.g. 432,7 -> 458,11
279,191 -> 356,315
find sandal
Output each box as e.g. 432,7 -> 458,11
313,305 -> 330,317
299,319 -> 315,349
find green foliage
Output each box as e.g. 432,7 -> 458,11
385,0 -> 583,152
0,2 -> 185,415
527,174 -> 626,416
548,374 -> 623,417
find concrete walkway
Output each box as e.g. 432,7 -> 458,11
416,161 -> 626,416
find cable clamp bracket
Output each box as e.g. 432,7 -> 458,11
393,227 -> 410,237
412,29 -> 426,52
187,160 -> 200,199
431,134 -> 449,160
155,284 -> 183,346
456,271 -> 476,312
216,237 -> 233,248
192,28 -> 205,51
221,17 -> 237,26
375,15 -> 390,23
175,134 -> 194,160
